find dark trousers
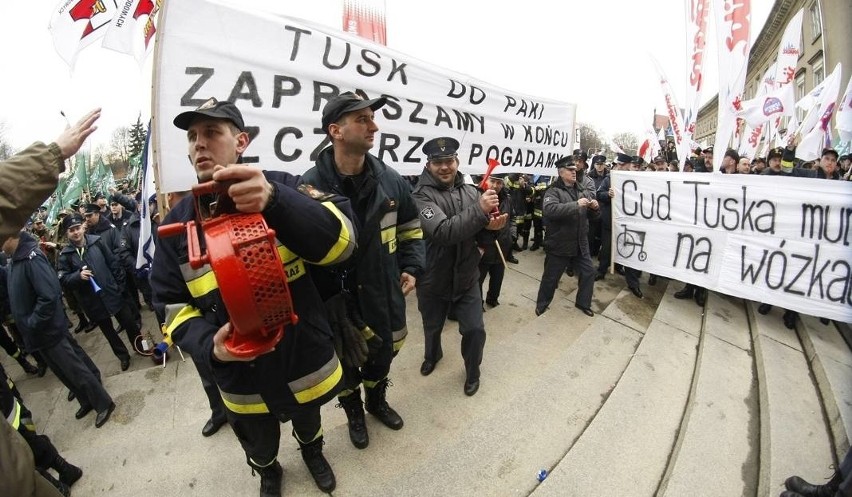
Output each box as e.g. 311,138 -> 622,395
228,404 -> 321,468
190,353 -> 226,422
40,335 -> 112,413
840,447 -> 852,493
536,253 -> 595,310
14,399 -> 59,471
95,318 -> 131,361
478,261 -> 506,303
339,327 -> 395,394
625,267 -> 642,291
597,224 -> 612,276
531,217 -> 544,244
589,218 -> 602,257
418,285 -> 486,382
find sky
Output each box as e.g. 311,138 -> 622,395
0,0 -> 772,152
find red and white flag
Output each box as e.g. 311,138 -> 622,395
49,0 -> 119,67
103,0 -> 161,64
650,56 -> 685,156
343,0 -> 387,46
736,83 -> 795,127
681,0 -> 710,166
835,75 -> 852,143
712,0 -> 752,173
773,9 -> 804,87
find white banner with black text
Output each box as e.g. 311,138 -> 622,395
611,171 -> 852,323
153,0 -> 576,193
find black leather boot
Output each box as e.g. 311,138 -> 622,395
784,471 -> 841,497
336,389 -> 368,449
38,469 -> 70,497
16,354 -> 39,375
365,378 -> 404,430
673,284 -> 694,300
300,438 -> 336,493
254,460 -> 283,497
52,455 -> 83,487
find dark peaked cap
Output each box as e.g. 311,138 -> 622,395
321,92 -> 387,132
173,97 -> 246,132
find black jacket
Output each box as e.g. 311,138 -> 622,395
57,234 -> 125,322
412,169 -> 490,299
150,171 -> 357,411
6,232 -> 67,351
542,179 -> 600,257
88,216 -> 133,271
478,187 -> 513,265
301,148 -> 424,346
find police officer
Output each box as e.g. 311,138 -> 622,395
412,137 -> 507,396
528,174 -> 550,251
301,91 -> 425,450
151,98 -> 357,496
534,156 -> 599,317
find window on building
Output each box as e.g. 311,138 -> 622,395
795,70 -> 807,122
809,2 -> 822,40
813,57 -> 824,87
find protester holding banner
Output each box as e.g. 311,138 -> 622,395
412,137 -> 507,397
534,156 -> 600,317
595,153 -> 631,281
300,91 -> 425,450
151,98 -> 358,496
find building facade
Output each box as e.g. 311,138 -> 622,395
694,0 -> 851,149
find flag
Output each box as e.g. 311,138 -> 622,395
650,56 -> 685,153
136,123 -> 155,270
343,0 -> 386,45
681,0 -> 710,168
712,0 -> 752,173
773,9 -> 804,87
836,75 -> 852,143
608,137 -> 625,155
63,160 -> 88,205
797,63 -> 843,160
736,83 -> 795,127
49,0 -> 120,67
103,0 -> 161,64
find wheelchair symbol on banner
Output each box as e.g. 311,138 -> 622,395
615,224 -> 647,261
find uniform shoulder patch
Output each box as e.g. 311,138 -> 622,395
420,206 -> 435,219
297,184 -> 335,202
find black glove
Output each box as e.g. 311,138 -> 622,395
343,292 -> 383,356
325,293 -> 368,368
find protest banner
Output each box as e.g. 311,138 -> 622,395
611,171 -> 852,323
153,0 -> 576,193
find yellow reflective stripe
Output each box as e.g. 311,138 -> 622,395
293,427 -> 323,444
219,391 -> 270,415
533,209 -> 543,217
393,326 -> 408,352
398,228 -> 423,242
313,202 -> 356,266
7,398 -> 21,430
164,304 -> 203,336
275,246 -> 306,282
381,226 -> 397,244
291,356 -> 343,404
185,270 -> 218,299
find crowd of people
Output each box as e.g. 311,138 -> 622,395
1,99 -> 850,497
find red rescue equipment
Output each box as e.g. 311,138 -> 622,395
158,180 -> 297,358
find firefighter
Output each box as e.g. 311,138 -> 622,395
301,92 -> 425,450
151,98 -> 357,497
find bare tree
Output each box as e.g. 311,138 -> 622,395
106,126 -> 132,174
0,121 -> 15,160
577,123 -> 605,155
612,132 -> 639,155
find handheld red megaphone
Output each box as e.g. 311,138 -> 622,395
158,180 -> 297,358
479,158 -> 501,218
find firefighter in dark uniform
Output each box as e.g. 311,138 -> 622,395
534,156 -> 599,316
412,137 -> 508,397
150,99 -> 357,497
619,157 -> 645,298
528,174 -> 550,251
300,92 -> 425,450
505,173 -> 530,258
